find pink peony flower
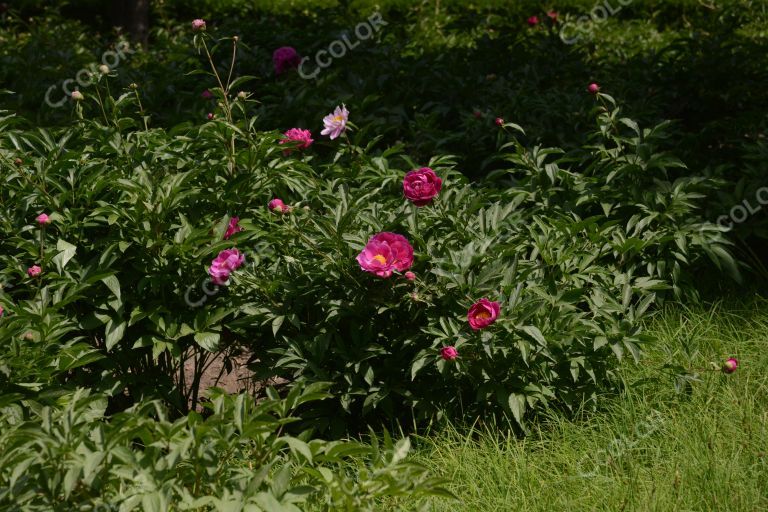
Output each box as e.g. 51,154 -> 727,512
321,105 -> 349,140
35,213 -> 51,225
547,10 -> 559,22
404,271 -> 416,281
280,128 -> 314,154
192,19 -> 206,32
403,167 -> 443,206
588,83 -> 600,94
27,265 -> 42,277
722,357 -> 739,374
273,46 -> 301,75
441,346 -> 458,361
207,112 -> 215,120
495,117 -> 504,127
527,15 -> 539,26
268,198 -> 289,213
201,89 -> 213,99
467,298 -> 501,330
223,217 -> 242,239
356,232 -> 414,278
208,248 -> 245,286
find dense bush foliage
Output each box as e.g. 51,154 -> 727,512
0,0 -> 764,507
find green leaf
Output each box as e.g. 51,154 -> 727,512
194,331 -> 221,351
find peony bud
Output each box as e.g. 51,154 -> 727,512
98,64 -> 110,75
404,271 -> 416,281
192,19 -> 206,32
495,117 -> 504,127
14,157 -> 22,166
588,83 -> 600,94
207,112 -> 214,120
441,346 -> 459,361
527,16 -> 539,26
722,357 -> 738,374
27,265 -> 42,277
269,198 -> 288,213
71,90 -> 84,101
35,213 -> 51,225
237,91 -> 247,99
0,305 -> 3,317
23,331 -> 34,341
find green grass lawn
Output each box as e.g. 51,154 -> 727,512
386,300 -> 768,511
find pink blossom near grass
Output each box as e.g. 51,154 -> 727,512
588,83 -> 600,94
441,346 -> 458,360
467,298 -> 501,330
223,217 -> 242,239
356,232 -> 414,278
321,105 -> 349,140
27,265 -> 42,277
209,249 -> 245,286
722,357 -> 739,374
35,213 -> 50,225
273,46 -> 301,75
403,167 -> 443,206
192,19 -> 206,32
280,128 -> 314,154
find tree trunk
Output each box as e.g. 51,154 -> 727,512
113,0 -> 149,47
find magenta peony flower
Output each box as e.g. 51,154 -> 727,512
223,217 -> 242,239
273,46 -> 301,75
27,265 -> 42,278
588,83 -> 600,94
208,248 -> 245,286
192,19 -> 206,32
722,357 -> 739,374
268,198 -> 289,213
527,15 -> 539,26
35,213 -> 51,225
403,167 -> 443,206
441,346 -> 458,361
356,232 -> 414,278
280,128 -> 314,154
201,89 -> 213,99
495,117 -> 504,127
467,298 -> 501,330
404,271 -> 416,281
321,105 -> 349,140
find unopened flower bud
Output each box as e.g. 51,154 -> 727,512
722,357 -> 739,374
98,64 -> 110,74
71,90 -> 84,101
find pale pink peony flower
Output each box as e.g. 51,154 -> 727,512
588,83 -> 600,94
36,213 -> 51,225
27,265 -> 42,277
268,198 -> 289,213
722,357 -> 739,374
280,128 -> 314,154
441,346 -> 458,361
356,232 -> 414,278
201,89 -> 213,99
223,217 -> 242,239
495,117 -> 504,127
527,15 -> 539,26
403,167 -> 443,206
404,271 -> 416,281
192,19 -> 206,32
467,298 -> 501,330
321,105 -> 349,140
208,248 -> 245,285
273,46 -> 301,75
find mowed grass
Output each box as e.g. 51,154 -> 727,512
387,300 -> 768,511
